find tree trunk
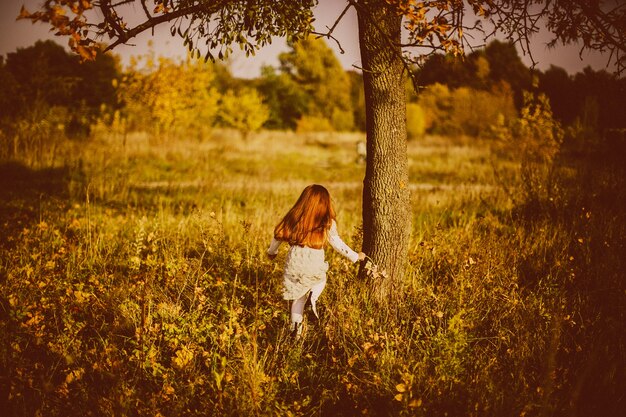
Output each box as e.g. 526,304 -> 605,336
357,0 -> 410,294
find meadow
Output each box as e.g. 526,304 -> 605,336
0,129 -> 623,416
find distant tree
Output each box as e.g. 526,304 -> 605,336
296,115 -> 335,133
2,40 -> 120,137
4,41 -> 77,110
539,65 -> 625,132
572,67 -> 625,130
118,55 -> 219,137
417,83 -> 453,134
468,53 -> 491,90
417,53 -> 474,89
218,88 -> 269,138
0,58 -> 20,121
211,61 -> 243,93
75,49 -> 120,113
417,81 -> 516,137
347,70 -> 367,132
418,40 -> 533,108
538,66 -> 577,124
279,36 -> 354,131
484,40 -> 533,106
406,102 -> 426,139
256,65 -> 308,130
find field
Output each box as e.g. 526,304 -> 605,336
1,130 -> 624,416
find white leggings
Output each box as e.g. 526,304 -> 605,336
290,278 -> 327,324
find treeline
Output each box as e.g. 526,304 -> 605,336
407,40 -> 626,141
0,38 -> 365,165
0,38 -> 624,165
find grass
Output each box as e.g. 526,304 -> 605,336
1,128 -> 624,416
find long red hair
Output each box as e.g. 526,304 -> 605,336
274,184 -> 336,249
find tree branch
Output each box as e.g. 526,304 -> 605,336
311,2 -> 354,54
103,2 -> 215,51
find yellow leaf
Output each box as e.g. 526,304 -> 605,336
394,393 -> 404,401
396,383 -> 407,392
408,398 -> 422,408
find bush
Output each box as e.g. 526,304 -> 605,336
417,82 -> 517,137
406,103 -> 427,139
331,108 -> 355,132
218,88 -> 270,139
491,92 -> 564,207
296,115 -> 334,133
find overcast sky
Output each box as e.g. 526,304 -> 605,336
1,0 -> 616,78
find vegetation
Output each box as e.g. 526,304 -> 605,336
1,123 -> 623,415
1,21 -> 624,414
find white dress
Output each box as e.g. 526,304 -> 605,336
268,220 -> 359,300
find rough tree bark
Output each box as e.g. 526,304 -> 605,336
357,0 -> 410,294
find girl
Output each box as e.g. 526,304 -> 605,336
267,184 -> 365,337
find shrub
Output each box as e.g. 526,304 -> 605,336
296,115 -> 334,133
331,108 -> 355,132
491,92 -> 564,207
218,88 -> 270,139
406,102 -> 427,139
417,82 -> 517,137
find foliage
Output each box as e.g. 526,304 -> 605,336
483,40 -> 533,106
418,41 -> 625,134
417,82 -> 517,137
296,116 -> 334,133
347,71 -> 367,132
217,88 -> 270,138
417,40 -> 532,108
406,103 -> 426,140
0,40 -> 120,158
118,54 -> 220,138
256,66 -> 309,130
491,92 -> 564,207
19,0 -> 316,62
279,36 -> 355,131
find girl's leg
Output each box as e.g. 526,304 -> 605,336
290,292 -> 308,325
309,277 -> 327,318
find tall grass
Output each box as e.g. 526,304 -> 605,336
1,129 -> 623,416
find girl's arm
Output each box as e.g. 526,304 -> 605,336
328,221 -> 361,263
267,237 -> 281,259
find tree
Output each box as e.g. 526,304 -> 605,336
3,40 -> 120,135
417,52 -> 474,88
483,40 -> 533,106
118,54 -> 220,137
347,70 -> 367,132
279,36 -> 354,131
21,0 -> 626,289
0,58 -> 21,122
5,40 -> 78,111
218,88 -> 270,138
257,65 -> 309,130
538,65 -> 577,124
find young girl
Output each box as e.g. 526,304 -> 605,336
267,184 -> 365,337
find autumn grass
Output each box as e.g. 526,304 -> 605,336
1,129 -> 624,416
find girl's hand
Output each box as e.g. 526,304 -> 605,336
358,252 -> 366,261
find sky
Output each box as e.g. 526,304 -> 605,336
0,0 -> 616,78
